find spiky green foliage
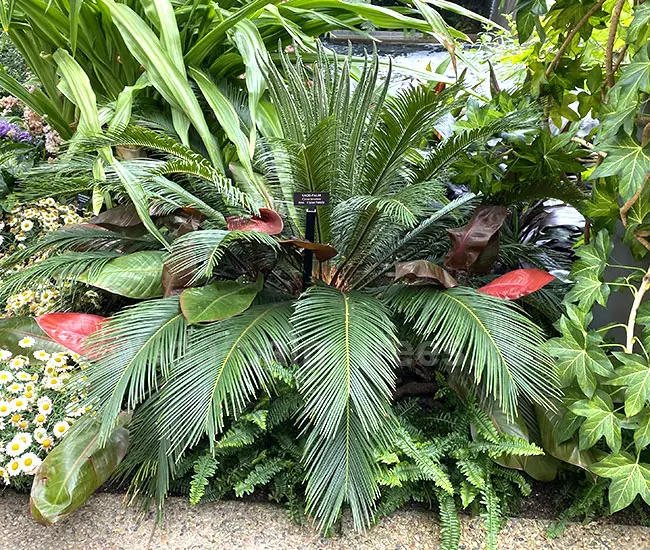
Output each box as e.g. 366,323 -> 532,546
292,285 -> 400,530
189,453 -> 219,505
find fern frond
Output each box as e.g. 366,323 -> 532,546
234,458 -> 286,497
436,490 -> 461,550
189,453 -> 219,505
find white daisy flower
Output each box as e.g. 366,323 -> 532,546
15,432 -> 32,447
33,428 -> 47,443
0,370 -> 13,384
18,337 -> 35,348
5,459 -> 21,476
44,377 -> 62,390
0,349 -> 12,361
5,439 -> 27,457
16,371 -> 31,382
33,350 -> 50,361
19,219 -> 34,232
0,401 -> 11,417
7,383 -> 23,394
32,413 -> 47,426
39,437 -> 54,451
19,453 -> 41,474
52,420 -> 70,438
11,397 -> 28,412
8,357 -> 25,370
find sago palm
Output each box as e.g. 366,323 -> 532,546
0,47 -> 560,530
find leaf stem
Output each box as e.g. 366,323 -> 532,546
605,0 -> 626,88
625,267 -> 650,353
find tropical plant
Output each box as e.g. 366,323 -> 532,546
0,47 -> 567,537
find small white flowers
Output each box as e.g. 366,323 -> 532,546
0,337 -> 87,485
52,421 -> 69,438
19,219 -> 34,232
18,336 -> 35,348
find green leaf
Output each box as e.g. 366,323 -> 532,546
569,392 -> 623,452
608,353 -> 650,417
460,481 -> 479,508
0,316 -> 63,355
628,4 -> 650,47
180,276 -> 264,324
547,316 -> 613,397
634,410 -> 650,452
564,230 -> 612,309
591,134 -> 650,202
293,285 -> 400,530
591,453 -> 650,513
30,413 -> 130,525
615,45 -> 650,95
80,251 -> 165,299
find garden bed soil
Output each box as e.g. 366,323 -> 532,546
2,489 -> 650,550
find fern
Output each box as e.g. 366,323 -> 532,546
189,453 -> 219,505
480,482 -> 502,550
234,458 -> 286,497
436,490 -> 461,550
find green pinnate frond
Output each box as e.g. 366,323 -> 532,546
234,458 -> 286,497
436,490 -> 461,550
189,453 -> 219,505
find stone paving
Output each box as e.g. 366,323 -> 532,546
1,490 -> 650,549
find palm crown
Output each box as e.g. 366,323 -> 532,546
0,46 -> 561,530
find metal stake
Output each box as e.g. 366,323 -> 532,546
302,206 -> 317,289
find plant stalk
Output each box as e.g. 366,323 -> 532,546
626,269 -> 650,353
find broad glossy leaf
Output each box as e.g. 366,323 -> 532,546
89,204 -> 142,229
547,315 -> 613,397
0,316 -> 62,355
30,413 -> 130,525
80,251 -> 165,299
591,134 -> 650,202
394,260 -> 458,288
634,410 -> 650,452
444,205 -> 508,272
628,4 -> 650,46
591,453 -> 650,513
478,269 -> 554,299
564,230 -> 612,309
536,405 -> 595,472
226,208 -> 283,235
36,313 -> 106,355
180,276 -> 263,324
608,353 -> 650,417
569,392 -> 623,453
615,46 -> 650,95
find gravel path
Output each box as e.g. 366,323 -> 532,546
1,490 -> 650,550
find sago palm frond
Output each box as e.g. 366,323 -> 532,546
384,286 -> 560,417
292,285 -> 400,530
0,251 -> 119,301
167,229 -> 279,285
81,296 -> 187,444
150,301 -> 294,458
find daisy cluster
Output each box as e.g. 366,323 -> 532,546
1,198 -> 85,316
0,337 -> 89,486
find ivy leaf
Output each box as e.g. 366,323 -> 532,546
548,316 -> 613,397
569,392 -> 623,452
608,353 -> 650,417
591,453 -> 650,513
583,178 -> 619,229
628,4 -> 650,47
591,134 -> 650,202
616,45 -> 650,94
634,410 -> 650,452
564,230 -> 612,309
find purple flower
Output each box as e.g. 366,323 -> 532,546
0,119 -> 33,143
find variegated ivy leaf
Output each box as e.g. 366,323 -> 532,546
569,392 -> 623,453
608,353 -> 650,417
616,45 -> 650,95
591,452 -> 650,513
564,230 -> 612,309
634,411 -> 650,452
591,134 -> 650,202
547,316 -> 613,397
628,3 -> 650,47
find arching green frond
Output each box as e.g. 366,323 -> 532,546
292,285 -> 400,530
0,251 -> 119,301
167,229 -> 278,285
384,286 -> 560,417
81,296 -> 187,444
152,301 -> 294,457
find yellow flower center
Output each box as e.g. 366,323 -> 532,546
24,458 -> 32,466
42,439 -> 51,447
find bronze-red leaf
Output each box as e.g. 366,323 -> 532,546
280,238 -> 337,261
226,208 -> 283,235
35,313 -> 106,354
444,205 -> 508,273
394,260 -> 458,288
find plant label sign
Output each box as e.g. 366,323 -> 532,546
293,192 -> 330,206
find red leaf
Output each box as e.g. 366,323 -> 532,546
478,269 -> 555,300
35,313 -> 106,354
226,208 -> 283,235
279,238 -> 338,261
394,260 -> 458,288
444,205 -> 508,273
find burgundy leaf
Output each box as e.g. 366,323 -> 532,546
280,238 -> 337,261
444,205 -> 508,273
226,208 -> 283,235
394,260 -> 458,288
35,313 -> 106,354
478,268 -> 555,300
89,204 -> 142,229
